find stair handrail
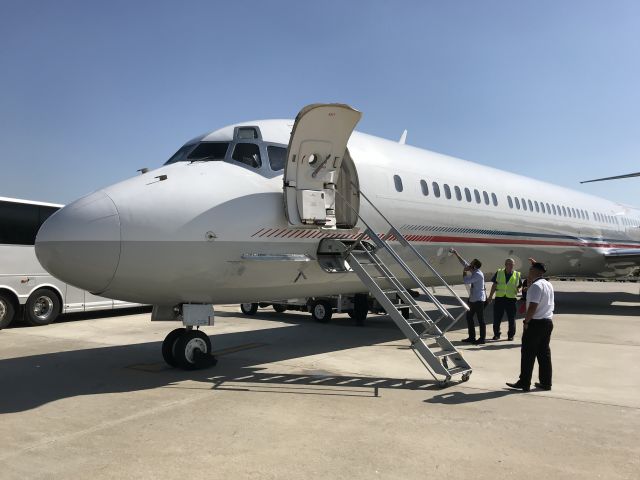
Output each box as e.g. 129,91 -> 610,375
356,189 -> 469,311
335,187 -> 470,313
333,190 -> 454,318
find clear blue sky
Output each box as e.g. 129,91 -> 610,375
1,0 -> 639,205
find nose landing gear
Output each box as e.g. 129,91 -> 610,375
162,327 -> 217,370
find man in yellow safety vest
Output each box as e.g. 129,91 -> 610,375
487,258 -> 522,340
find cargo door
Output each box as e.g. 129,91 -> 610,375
283,103 -> 361,228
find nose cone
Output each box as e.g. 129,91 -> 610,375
35,191 -> 121,294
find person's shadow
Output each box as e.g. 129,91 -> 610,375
425,389 -> 517,405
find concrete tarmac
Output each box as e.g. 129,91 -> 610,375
1,281 -> 639,479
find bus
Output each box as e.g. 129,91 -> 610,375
0,196 -> 141,329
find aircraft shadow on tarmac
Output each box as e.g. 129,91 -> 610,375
0,320 -> 462,414
552,290 -> 640,316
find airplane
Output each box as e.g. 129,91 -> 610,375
34,103 -> 640,370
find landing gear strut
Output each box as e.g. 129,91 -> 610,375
162,327 -> 217,370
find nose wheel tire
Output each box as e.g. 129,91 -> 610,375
24,288 -> 61,326
240,303 -> 258,315
162,328 -> 186,367
169,330 -> 214,370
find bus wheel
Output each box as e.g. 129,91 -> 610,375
0,293 -> 16,329
273,304 -> 287,313
24,288 -> 61,326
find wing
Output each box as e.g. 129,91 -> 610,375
580,172 -> 640,184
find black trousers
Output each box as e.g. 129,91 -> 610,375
466,301 -> 486,340
493,297 -> 517,338
519,320 -> 553,387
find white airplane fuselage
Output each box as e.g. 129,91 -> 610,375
35,117 -> 640,306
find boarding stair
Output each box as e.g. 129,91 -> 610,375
334,189 -> 473,384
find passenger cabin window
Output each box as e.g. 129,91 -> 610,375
267,146 -> 286,171
534,201 -> 540,212
187,142 -> 230,161
232,143 -> 262,168
514,197 -> 520,209
463,187 -> 471,202
433,182 -> 441,198
420,180 -> 429,196
483,191 -> 490,205
528,200 -> 533,211
474,189 -> 481,204
393,175 -> 403,192
492,193 -> 498,206
522,198 -> 528,211
508,196 -> 513,208
455,186 -> 462,201
444,184 -> 452,199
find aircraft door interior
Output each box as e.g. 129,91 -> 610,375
283,103 -> 361,229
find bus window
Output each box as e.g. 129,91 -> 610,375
0,201 -> 40,245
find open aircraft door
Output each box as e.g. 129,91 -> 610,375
283,103 -> 361,229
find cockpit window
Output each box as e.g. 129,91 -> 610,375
267,146 -> 286,171
165,144 -> 195,165
232,143 -> 262,168
237,127 -> 259,140
187,142 -> 229,161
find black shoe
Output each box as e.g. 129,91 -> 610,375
492,335 -> 500,340
507,336 -> 514,341
535,382 -> 552,391
506,381 -> 530,392
474,338 -> 485,345
461,337 -> 475,343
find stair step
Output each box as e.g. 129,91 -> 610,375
418,333 -> 440,340
434,350 -> 459,358
447,367 -> 470,376
407,318 -> 428,325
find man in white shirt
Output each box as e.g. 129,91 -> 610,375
506,262 -> 554,392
